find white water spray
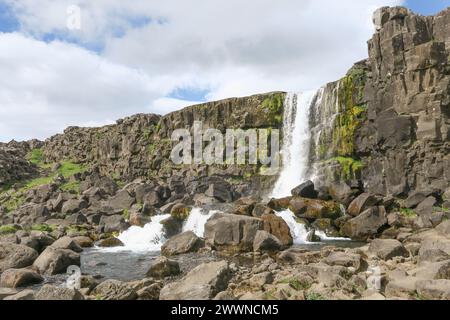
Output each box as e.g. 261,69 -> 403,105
271,91 -> 317,199
182,208 -> 216,237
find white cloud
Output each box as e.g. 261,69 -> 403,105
0,0 -> 405,142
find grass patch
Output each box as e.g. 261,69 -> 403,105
60,180 -> 81,194
122,208 -> 130,220
0,224 -> 20,235
261,93 -> 285,125
305,292 -> 326,300
400,208 -> 417,218
433,206 -> 450,214
278,278 -> 311,291
26,148 -> 44,165
31,224 -> 56,232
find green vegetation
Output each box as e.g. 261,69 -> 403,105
261,93 -> 285,125
60,180 -> 81,194
329,156 -> 364,180
279,278 -> 311,291
400,208 -> 417,218
0,224 -> 20,235
26,148 -> 44,165
433,205 -> 450,214
305,292 -> 326,300
31,224 -> 56,232
122,208 -> 130,220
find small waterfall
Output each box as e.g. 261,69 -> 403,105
182,208 -> 216,237
275,210 -> 309,244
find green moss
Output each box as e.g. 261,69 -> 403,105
0,224 -> 20,235
2,194 -> 25,213
26,148 -> 44,165
122,208 -> 130,220
328,157 -> 364,180
278,278 -> 311,291
60,180 -> 81,194
31,224 -> 56,232
400,208 -> 417,218
261,93 -> 285,125
433,206 -> 450,214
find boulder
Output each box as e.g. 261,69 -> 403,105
146,256 -> 181,279
385,277 -> 418,299
414,260 -> 450,280
368,239 -> 409,260
160,261 -> 231,300
288,197 -> 341,220
252,204 -> 274,217
291,181 -> 318,199
341,206 -> 387,240
107,190 -> 136,210
97,237 -> 124,248
404,191 -> 430,208
0,268 -> 43,288
0,243 -> 39,272
0,288 -> 19,300
72,236 -> 94,248
328,182 -> 353,205
347,193 -> 378,216
161,231 -> 204,257
3,289 -> 35,300
324,252 -> 362,270
416,279 -> 450,300
99,215 -> 130,233
32,247 -> 80,275
65,213 -> 88,225
50,236 -> 83,253
35,285 -> 84,300
92,279 -> 137,300
415,196 -> 437,216
261,214 -> 293,246
205,181 -> 233,203
160,216 -> 183,238
170,203 -> 191,220
436,220 -> 450,237
20,231 -> 55,253
61,199 -> 88,215
204,213 -> 263,253
253,231 -> 282,252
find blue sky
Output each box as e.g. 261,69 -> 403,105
406,0 -> 450,15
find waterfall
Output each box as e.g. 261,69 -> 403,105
182,208 -> 217,237
271,91 -> 318,199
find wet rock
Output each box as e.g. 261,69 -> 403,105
253,230 -> 282,252
261,214 -> 293,246
0,268 -> 43,288
146,256 -> 180,279
72,236 -> 93,248
160,261 -> 231,300
97,237 -> 124,248
291,181 -> 317,199
288,197 -> 342,220
0,243 -> 39,272
92,279 -> 137,300
161,231 -> 204,257
36,284 -> 84,300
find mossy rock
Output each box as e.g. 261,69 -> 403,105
97,237 -> 124,248
170,204 -> 192,221
0,224 -> 21,235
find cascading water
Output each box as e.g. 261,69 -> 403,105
182,208 -> 217,237
271,91 -> 317,199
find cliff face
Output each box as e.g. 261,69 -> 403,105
359,7 -> 449,196
38,92 -> 285,192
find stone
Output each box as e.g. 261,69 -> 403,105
161,231 -> 204,257
204,213 -> 263,253
136,283 -> 162,300
404,191 -> 430,208
414,260 -> 450,280
252,204 -> 274,217
328,182 -> 353,205
160,216 -> 183,238
0,288 -> 19,300
291,180 -> 317,199
170,203 -> 191,220
347,193 -> 378,216
20,231 -> 55,253
97,237 -> 124,248
324,252 -> 362,270
368,239 -> 409,260
36,285 -> 84,300
72,236 -> 93,248
341,206 -> 387,240
436,220 -> 450,237
205,181 -> 233,203
65,213 -> 88,225
99,215 -> 130,233
253,230 -> 283,252
0,243 -> 39,272
416,279 -> 450,300
107,190 -> 136,210
61,199 -> 88,215
32,247 -> 80,275
50,236 -> 83,253
2,289 -> 35,300
261,214 -> 293,246
385,277 -> 418,299
0,268 -> 43,288
288,197 -> 342,220
160,261 -> 231,300
415,196 -> 437,216
92,279 -> 137,300
146,256 -> 181,279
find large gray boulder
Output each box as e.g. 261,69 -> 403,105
146,256 -> 180,279
347,193 -> 378,216
291,180 -> 317,199
0,243 -> 39,272
106,190 -> 136,210
341,206 -> 387,240
32,247 -> 80,275
161,231 -> 204,257
99,215 -> 130,233
50,236 -> 83,253
253,230 -> 282,252
160,261 -> 231,300
369,239 -> 409,260
0,268 -> 43,288
204,213 -> 263,253
92,279 -> 137,300
35,285 -> 84,300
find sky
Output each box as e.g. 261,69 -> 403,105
0,0 -> 449,142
